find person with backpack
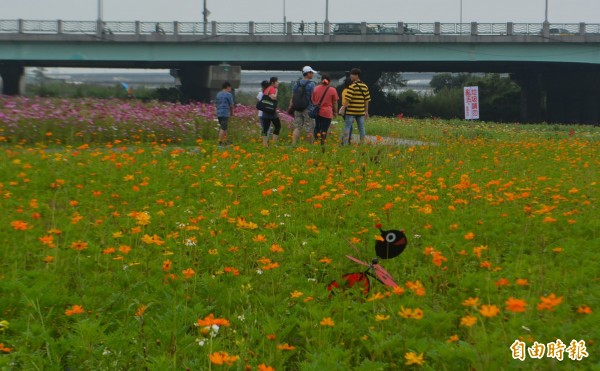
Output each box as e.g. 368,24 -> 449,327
339,68 -> 371,145
311,73 -> 339,148
289,66 -> 317,146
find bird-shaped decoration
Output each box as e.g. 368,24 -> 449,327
374,223 -> 408,259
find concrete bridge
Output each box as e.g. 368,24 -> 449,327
1,19 -> 600,123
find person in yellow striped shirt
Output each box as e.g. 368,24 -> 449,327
339,68 -> 371,144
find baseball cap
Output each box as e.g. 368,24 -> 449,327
302,66 -> 318,74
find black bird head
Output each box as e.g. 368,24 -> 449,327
375,224 -> 408,259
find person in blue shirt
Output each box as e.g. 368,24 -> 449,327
215,82 -> 234,146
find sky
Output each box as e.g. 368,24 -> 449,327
3,0 -> 599,24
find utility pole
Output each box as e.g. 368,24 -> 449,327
98,0 -> 103,21
544,0 -> 549,23
326,0 -> 329,23
203,0 -> 208,34
97,0 -> 104,36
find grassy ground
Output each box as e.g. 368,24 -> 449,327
0,97 -> 598,370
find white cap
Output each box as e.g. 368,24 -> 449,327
302,66 -> 318,74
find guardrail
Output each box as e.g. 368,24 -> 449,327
1,19 -> 599,36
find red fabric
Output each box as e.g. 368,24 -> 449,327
312,84 -> 339,119
264,86 -> 277,97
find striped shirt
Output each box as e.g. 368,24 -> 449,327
345,81 -> 371,116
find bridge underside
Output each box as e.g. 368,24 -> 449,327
2,37 -> 600,123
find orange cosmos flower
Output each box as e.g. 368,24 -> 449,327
290,290 -> 304,299
479,261 -> 492,269
464,232 -> 475,240
516,278 -> 529,286
505,297 -> 528,313
182,268 -> 195,278
102,247 -> 115,255
270,244 -> 284,253
537,293 -> 563,311
460,315 -> 477,327
404,352 -> 425,366
366,292 -> 386,302
495,278 -> 510,287
42,255 -> 54,263
392,286 -> 405,295
375,314 -> 391,321
223,267 -> 240,276
65,305 -> 85,316
577,305 -> 592,314
398,307 -> 424,320
472,245 -> 487,258
258,364 -> 275,371
0,343 -> 14,353
479,304 -> 500,318
39,235 -> 55,247
252,234 -> 267,242
197,314 -> 230,327
277,343 -> 296,350
266,334 -> 276,341
209,351 -> 239,366
262,262 -> 279,270
431,251 -> 447,267
447,334 -> 460,343
119,245 -> 132,254
405,281 -> 426,296
462,297 -> 479,307
319,257 -> 332,264
10,220 -> 29,230
320,317 -> 335,327
162,259 -> 172,272
135,304 -> 146,317
70,241 -> 88,251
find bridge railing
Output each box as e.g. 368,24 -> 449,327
1,20 -> 599,37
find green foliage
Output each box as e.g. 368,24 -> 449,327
376,72 -> 407,90
429,73 -> 472,94
0,101 -> 598,369
385,73 -> 522,122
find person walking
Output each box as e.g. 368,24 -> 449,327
256,80 -> 270,134
215,82 -> 234,146
340,68 -> 371,145
338,77 -> 352,144
289,66 -> 317,146
261,77 -> 282,147
311,73 -> 339,148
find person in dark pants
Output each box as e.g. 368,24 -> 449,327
311,73 -> 339,148
261,77 -> 281,147
215,82 -> 234,146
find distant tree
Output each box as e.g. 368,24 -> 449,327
429,73 -> 471,93
31,67 -> 50,85
376,72 -> 407,91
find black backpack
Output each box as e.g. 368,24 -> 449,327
291,80 -> 311,111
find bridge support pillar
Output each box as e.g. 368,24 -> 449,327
544,71 -> 600,124
513,73 -> 543,123
0,64 -> 25,96
175,64 -> 242,103
176,66 -> 211,102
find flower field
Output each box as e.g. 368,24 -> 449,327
0,96 -> 598,370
